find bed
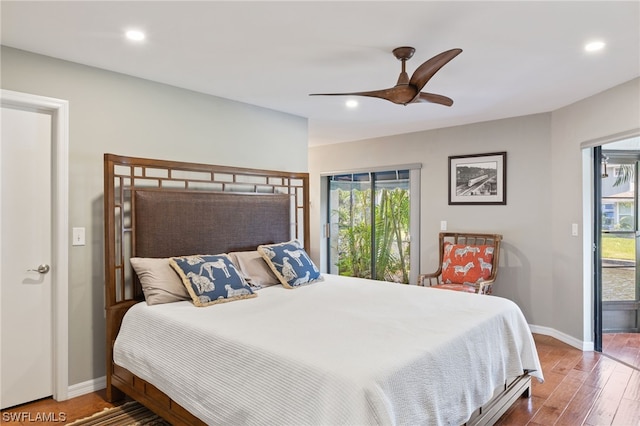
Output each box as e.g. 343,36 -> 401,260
104,154 -> 543,426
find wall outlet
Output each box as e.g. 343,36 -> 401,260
440,220 -> 447,231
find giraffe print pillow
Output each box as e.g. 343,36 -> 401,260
257,240 -> 322,289
440,243 -> 494,285
169,254 -> 256,307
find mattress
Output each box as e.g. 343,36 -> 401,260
114,274 -> 543,426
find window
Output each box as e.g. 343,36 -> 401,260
602,203 -> 615,230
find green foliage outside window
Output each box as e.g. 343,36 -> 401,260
334,187 -> 410,283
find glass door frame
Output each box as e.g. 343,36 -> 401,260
594,144 -> 640,350
594,145 -> 603,351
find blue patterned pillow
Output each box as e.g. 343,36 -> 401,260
257,240 -> 321,288
169,254 -> 256,306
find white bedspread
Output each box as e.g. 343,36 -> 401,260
114,275 -> 543,426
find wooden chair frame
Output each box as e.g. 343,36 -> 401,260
418,232 -> 502,294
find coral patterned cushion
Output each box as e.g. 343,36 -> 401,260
441,242 -> 494,284
435,283 -> 478,293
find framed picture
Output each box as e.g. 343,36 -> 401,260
448,152 -> 506,205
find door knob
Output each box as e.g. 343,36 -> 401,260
28,264 -> 50,274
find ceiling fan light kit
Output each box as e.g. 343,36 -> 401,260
310,46 -> 462,107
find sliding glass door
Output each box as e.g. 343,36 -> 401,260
326,168 -> 417,284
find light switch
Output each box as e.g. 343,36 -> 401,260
571,223 -> 579,237
440,221 -> 447,231
72,227 -> 85,246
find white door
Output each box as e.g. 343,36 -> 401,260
1,106 -> 53,409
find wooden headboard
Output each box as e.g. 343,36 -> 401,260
104,153 -> 309,306
103,153 -> 309,403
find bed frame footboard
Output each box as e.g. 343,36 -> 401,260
110,364 -> 206,426
466,374 -> 532,426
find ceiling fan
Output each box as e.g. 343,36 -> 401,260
310,47 -> 462,106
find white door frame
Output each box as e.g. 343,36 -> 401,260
1,89 -> 69,401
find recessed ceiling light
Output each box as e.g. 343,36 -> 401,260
584,40 -> 605,52
345,99 -> 358,109
125,30 -> 145,42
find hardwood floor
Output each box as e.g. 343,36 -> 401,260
1,390 -> 126,425
603,333 -> 640,371
497,334 -> 640,425
2,333 -> 639,425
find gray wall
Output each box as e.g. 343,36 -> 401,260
1,46 -> 308,386
309,77 -> 640,346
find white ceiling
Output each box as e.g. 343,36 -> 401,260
2,1 -> 639,146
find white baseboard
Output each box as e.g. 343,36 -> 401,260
529,324 -> 594,352
67,376 -> 106,399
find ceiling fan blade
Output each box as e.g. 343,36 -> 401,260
409,48 -> 462,92
310,85 -> 418,105
414,92 -> 455,106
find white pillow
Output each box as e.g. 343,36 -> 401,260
130,257 -> 191,305
228,250 -> 280,288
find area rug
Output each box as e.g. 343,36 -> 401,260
65,401 -> 171,426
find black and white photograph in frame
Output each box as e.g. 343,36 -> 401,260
448,152 -> 506,205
